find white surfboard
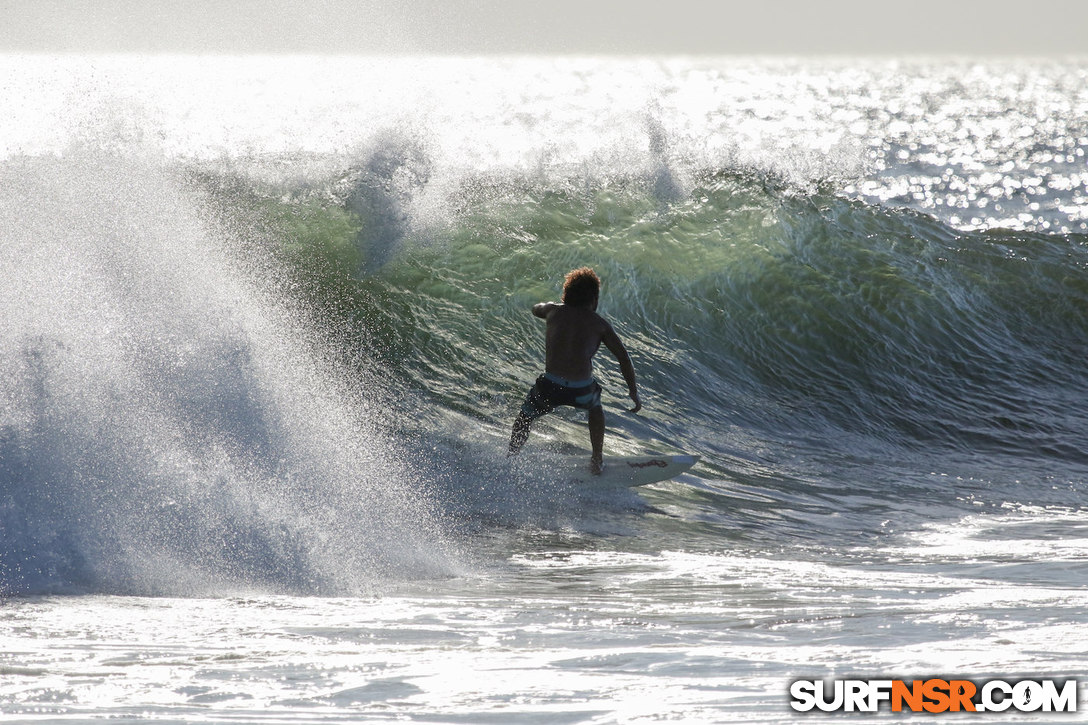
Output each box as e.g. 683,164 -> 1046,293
566,454 -> 699,487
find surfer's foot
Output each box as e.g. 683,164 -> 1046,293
590,456 -> 603,476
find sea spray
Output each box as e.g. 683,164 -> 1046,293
0,149 -> 459,596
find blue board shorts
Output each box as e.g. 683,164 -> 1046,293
520,372 -> 603,420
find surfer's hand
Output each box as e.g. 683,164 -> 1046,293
628,393 -> 642,414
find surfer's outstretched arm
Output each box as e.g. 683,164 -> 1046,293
532,301 -> 558,319
601,321 -> 641,413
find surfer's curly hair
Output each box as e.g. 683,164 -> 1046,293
562,267 -> 601,307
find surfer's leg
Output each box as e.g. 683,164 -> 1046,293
510,378 -> 553,455
588,405 -> 604,474
508,412 -> 533,455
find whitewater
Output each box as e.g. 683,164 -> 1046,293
1,55 -> 1087,722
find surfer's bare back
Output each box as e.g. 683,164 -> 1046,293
508,267 -> 641,474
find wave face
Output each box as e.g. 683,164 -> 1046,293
2,55 -> 1087,593
305,168 -> 1088,541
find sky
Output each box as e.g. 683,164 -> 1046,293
1,0 -> 1086,56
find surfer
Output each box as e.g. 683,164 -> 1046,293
508,266 -> 641,474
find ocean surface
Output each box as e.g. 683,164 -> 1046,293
2,54 -> 1088,722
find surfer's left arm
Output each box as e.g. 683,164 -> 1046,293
532,302 -> 559,319
601,320 -> 642,413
